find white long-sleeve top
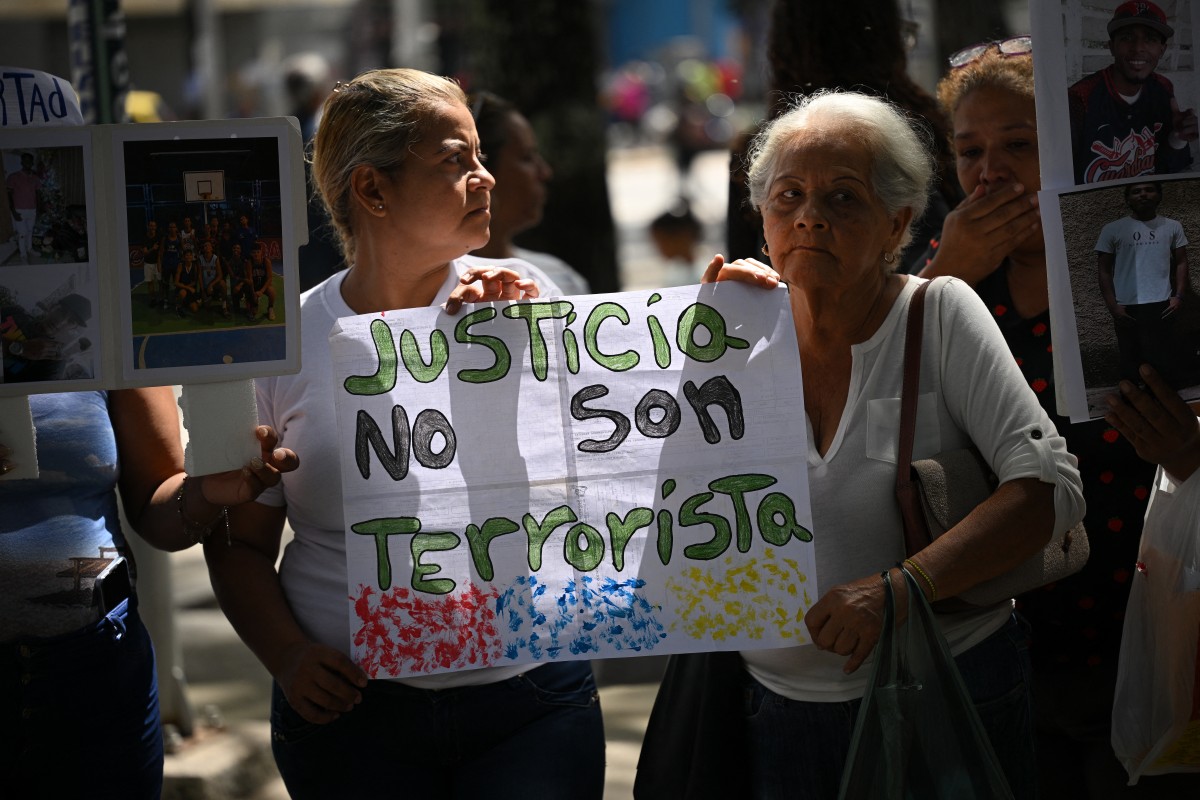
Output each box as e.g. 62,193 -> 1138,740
742,276 -> 1086,702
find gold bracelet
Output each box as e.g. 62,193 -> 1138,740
903,557 -> 938,601
176,475 -> 230,545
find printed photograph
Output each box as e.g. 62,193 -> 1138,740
0,145 -> 89,266
1057,175 -> 1200,415
119,133 -> 289,371
1,264 -> 99,385
1041,0 -> 1200,185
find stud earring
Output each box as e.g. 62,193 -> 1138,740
376,203 -> 385,211
882,251 -> 896,264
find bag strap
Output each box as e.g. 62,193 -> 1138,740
896,280 -> 933,556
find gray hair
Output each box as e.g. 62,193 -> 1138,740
745,91 -> 934,254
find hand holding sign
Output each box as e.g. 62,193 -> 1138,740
701,254 -> 782,288
276,640 -> 369,725
1106,365 -> 1200,482
444,265 -> 541,313
196,425 -> 299,508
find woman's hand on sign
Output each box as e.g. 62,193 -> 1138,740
444,266 -> 541,314
805,570 -> 909,675
276,640 -> 370,724
199,425 -> 299,508
701,254 -> 781,288
1107,365 -> 1200,482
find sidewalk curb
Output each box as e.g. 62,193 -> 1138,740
163,721 -> 275,800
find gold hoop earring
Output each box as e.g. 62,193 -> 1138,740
761,243 -> 769,257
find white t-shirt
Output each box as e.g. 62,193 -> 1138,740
255,255 -> 559,690
1095,215 -> 1187,305
741,277 -> 1085,703
513,247 -> 590,296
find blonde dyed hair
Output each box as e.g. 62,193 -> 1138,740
936,49 -> 1034,118
311,68 -> 468,264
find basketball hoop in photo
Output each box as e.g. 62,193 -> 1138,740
183,170 -> 226,203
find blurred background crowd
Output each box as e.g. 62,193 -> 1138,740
5,0 -> 1032,295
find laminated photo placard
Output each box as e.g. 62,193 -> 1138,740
0,117 -> 305,397
1031,0 -> 1200,416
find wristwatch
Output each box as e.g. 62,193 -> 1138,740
7,341 -> 23,356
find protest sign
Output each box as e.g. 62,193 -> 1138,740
330,282 -> 814,678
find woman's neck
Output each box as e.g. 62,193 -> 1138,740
792,272 -> 904,346
340,245 -> 453,314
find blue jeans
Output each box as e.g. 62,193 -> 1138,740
0,596 -> 163,800
742,613 -> 1035,800
271,659 -> 606,799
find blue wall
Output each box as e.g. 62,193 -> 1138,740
605,0 -> 740,66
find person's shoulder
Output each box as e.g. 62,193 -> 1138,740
301,267 -> 348,313
923,274 -> 989,315
1069,68 -> 1106,97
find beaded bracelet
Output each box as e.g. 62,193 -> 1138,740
902,557 -> 938,601
176,475 -> 231,545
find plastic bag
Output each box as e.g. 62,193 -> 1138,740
1112,467 -> 1200,784
838,569 -> 1014,800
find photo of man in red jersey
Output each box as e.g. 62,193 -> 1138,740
1068,1 -> 1199,184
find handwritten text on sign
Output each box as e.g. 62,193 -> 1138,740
329,283 -> 815,678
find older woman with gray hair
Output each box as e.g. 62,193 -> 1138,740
701,90 -> 1084,797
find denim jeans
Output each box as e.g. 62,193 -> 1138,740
742,613 -> 1035,800
0,596 -> 163,800
271,659 -> 606,799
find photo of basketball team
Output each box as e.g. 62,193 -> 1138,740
119,134 -> 288,371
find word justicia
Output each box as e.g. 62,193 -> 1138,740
342,295 -> 751,393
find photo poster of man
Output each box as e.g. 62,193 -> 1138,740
112,117 -> 304,386
1031,0 -> 1200,419
0,126 -> 100,392
1042,175 -> 1200,421
1033,0 -> 1200,189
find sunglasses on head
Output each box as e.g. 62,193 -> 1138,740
948,35 -> 1033,69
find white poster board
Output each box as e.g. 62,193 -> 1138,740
330,282 -> 815,678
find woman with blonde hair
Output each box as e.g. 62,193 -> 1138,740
205,68 -> 605,799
